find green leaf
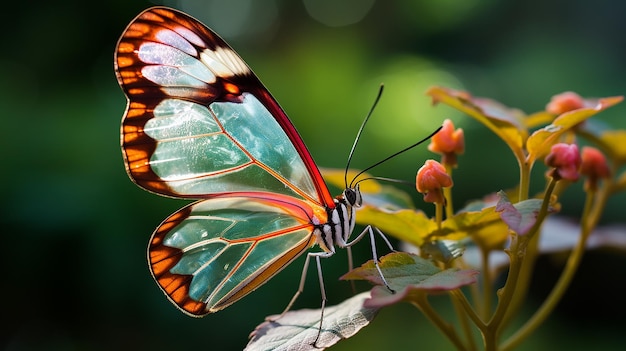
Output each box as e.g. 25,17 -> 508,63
526,96 -> 623,165
246,292 -> 378,351
342,252 -> 478,308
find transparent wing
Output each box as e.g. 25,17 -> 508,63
115,7 -> 334,207
148,192 -> 322,315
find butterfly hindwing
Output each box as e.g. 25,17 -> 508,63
149,193 -> 320,315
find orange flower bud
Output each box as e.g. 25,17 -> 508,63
544,143 -> 581,181
428,119 -> 465,167
416,160 -> 453,204
546,91 -> 585,115
581,146 -> 610,191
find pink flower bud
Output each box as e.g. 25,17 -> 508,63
416,160 -> 453,204
581,146 -> 610,191
544,143 -> 581,181
546,92 -> 585,115
428,119 -> 465,167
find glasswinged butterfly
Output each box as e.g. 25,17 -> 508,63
114,6 -> 394,321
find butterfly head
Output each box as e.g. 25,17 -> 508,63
342,184 -> 362,208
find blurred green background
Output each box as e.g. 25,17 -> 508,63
2,0 -> 625,350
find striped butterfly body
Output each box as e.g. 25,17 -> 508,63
115,7 -> 373,317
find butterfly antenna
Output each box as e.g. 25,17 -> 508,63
344,84 -> 385,188
349,125 -> 443,188
354,176 -> 415,188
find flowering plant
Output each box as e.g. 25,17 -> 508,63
246,87 -> 625,351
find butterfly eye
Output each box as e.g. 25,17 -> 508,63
344,186 -> 362,207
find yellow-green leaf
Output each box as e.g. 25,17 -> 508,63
599,130 -> 626,165
440,207 -> 509,251
526,96 -> 623,165
524,111 -> 556,129
357,206 -> 436,247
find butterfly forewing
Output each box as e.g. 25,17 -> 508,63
115,7 -> 333,206
115,7 -> 338,315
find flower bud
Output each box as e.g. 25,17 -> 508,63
546,92 -> 585,115
416,160 -> 453,204
428,119 -> 464,167
544,143 -> 581,181
581,146 -> 610,191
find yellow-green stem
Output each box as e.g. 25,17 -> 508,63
480,249 -> 493,320
413,294 -> 468,351
451,289 -> 486,330
488,177 -> 557,340
518,159 -> 531,202
450,290 -> 478,351
501,179 -> 611,350
436,200 -> 443,230
500,175 -> 557,329
486,242 -> 522,330
444,164 -> 455,218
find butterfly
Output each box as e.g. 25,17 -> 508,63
114,6 -> 392,318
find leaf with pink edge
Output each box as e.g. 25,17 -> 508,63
341,252 -> 478,308
495,190 -> 555,235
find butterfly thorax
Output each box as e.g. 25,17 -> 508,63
314,185 -> 361,253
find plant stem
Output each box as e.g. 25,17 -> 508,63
487,177 -> 557,345
444,164 -> 455,219
436,201 -> 443,230
480,248 -> 493,320
486,242 -> 521,330
500,175 -> 557,329
451,289 -> 485,331
518,160 -> 531,202
451,292 -> 478,351
501,179 -> 611,350
413,294 -> 468,351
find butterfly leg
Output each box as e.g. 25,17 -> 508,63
346,246 -> 357,294
345,228 -> 394,293
373,226 -> 397,252
343,225 -> 395,293
270,251 -> 334,321
267,250 -> 333,347
311,254 -> 328,347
